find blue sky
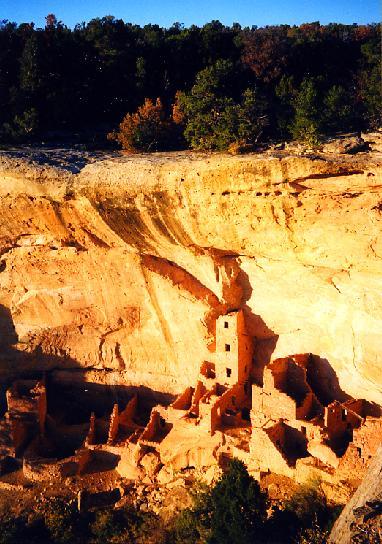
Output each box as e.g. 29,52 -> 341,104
2,0 -> 380,28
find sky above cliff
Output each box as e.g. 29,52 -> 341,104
3,0 -> 380,28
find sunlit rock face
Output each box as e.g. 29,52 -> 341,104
0,149 -> 381,402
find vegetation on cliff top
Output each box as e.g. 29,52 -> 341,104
0,16 -> 380,149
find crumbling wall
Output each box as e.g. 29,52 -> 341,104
253,382 -> 297,421
250,425 -> 294,478
171,387 -> 194,411
210,382 -> 249,434
325,401 -> 362,451
5,379 -> 47,455
139,410 -> 166,445
119,395 -> 138,429
200,361 -> 215,381
85,412 -> 96,446
23,447 -> 91,482
190,381 -> 207,416
307,439 -> 339,468
337,418 -> 382,483
296,391 -> 322,421
107,404 -> 119,444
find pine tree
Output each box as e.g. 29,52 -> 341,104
290,78 -> 322,146
174,459 -> 269,544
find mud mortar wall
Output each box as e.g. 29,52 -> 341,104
0,152 -> 381,403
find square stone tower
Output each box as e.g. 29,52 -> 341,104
214,310 -> 253,386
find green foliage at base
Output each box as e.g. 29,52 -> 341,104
174,459 -> 269,544
0,471 -> 345,544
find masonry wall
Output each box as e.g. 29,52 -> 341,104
325,401 -> 362,451
338,418 -> 382,483
171,387 -> 194,410
190,381 -> 207,416
214,311 -> 251,386
252,383 -> 297,421
139,410 -> 166,444
108,404 -> 119,444
210,382 -> 249,434
119,396 -> 138,429
250,425 -> 294,478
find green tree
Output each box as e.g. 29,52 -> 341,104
179,59 -> 268,151
358,36 -> 382,128
323,85 -> 354,133
19,32 -> 42,94
174,459 -> 269,544
290,77 -> 322,146
275,75 -> 295,138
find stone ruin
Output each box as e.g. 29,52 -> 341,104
0,309 -> 381,492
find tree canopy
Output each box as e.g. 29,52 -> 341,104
0,17 -> 380,147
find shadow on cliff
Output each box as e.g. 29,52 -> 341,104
307,355 -> 350,405
0,304 -> 174,422
307,355 -> 381,415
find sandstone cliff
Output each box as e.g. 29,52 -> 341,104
0,146 -> 381,403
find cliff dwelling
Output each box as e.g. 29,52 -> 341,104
0,309 -> 381,494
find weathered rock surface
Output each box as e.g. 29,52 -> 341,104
0,146 -> 381,404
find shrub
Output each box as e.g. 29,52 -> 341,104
0,516 -> 29,544
298,519 -> 329,544
43,497 -> 83,544
1,108 -> 39,142
108,98 -> 176,152
90,505 -> 156,544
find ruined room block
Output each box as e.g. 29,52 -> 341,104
6,379 -> 47,455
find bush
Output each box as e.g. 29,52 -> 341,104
0,516 -> 29,544
90,506 -> 147,543
43,497 -> 83,544
1,108 -> 39,142
282,479 -> 342,541
108,98 -> 177,152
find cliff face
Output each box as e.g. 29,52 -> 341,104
0,148 -> 381,402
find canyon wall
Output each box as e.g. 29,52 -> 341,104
0,148 -> 381,403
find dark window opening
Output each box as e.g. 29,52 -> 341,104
242,407 -> 250,421
357,447 -> 362,458
225,344 -> 231,352
226,368 -> 232,378
301,426 -> 307,436
224,321 -> 229,329
341,409 -> 347,421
